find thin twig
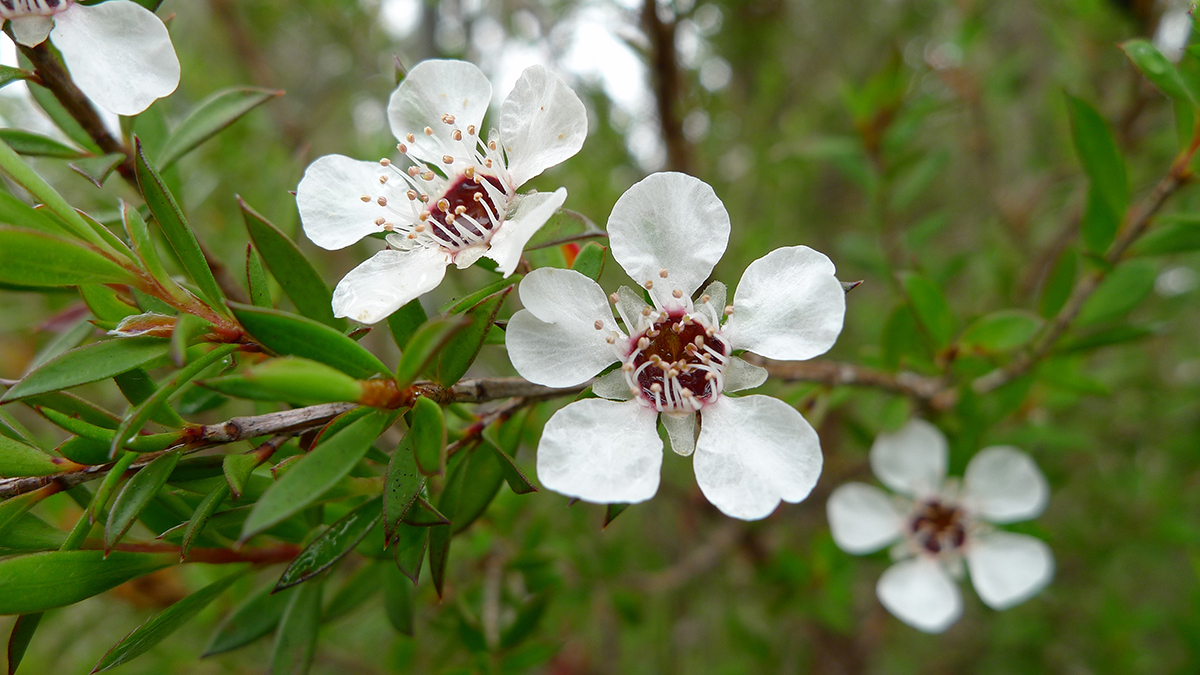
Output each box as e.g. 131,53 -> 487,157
641,0 -> 693,174
746,356 -> 946,402
972,126 -> 1200,395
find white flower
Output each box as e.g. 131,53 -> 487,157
506,172 -> 846,520
296,59 -> 588,325
3,0 -> 180,115
826,419 -> 1054,633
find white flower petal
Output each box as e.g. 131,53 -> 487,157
10,16 -> 52,46
50,1 -> 180,116
723,356 -> 767,393
827,482 -> 905,554
506,267 -> 620,387
870,419 -> 948,498
607,172 -> 730,308
723,246 -> 845,361
963,446 -> 1049,524
387,60 -> 491,165
536,398 -> 662,504
499,65 -> 587,187
966,531 -> 1054,610
452,244 -> 487,270
485,188 -> 567,277
877,557 -> 963,633
296,155 -> 396,250
662,411 -> 696,457
693,395 -> 822,520
331,247 -> 449,324
591,368 -> 632,401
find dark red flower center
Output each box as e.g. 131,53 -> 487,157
425,174 -> 505,248
627,311 -> 728,410
909,499 -> 967,555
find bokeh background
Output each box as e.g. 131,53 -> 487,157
2,0 -> 1199,673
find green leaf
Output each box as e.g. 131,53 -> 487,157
1065,94 -> 1127,221
0,129 -> 84,158
1131,215 -> 1200,255
1076,259 -> 1158,326
394,316 -> 470,390
0,226 -> 136,287
0,191 -> 69,237
203,584 -> 293,657
80,285 -> 139,323
121,202 -> 177,300
202,357 -> 365,405
181,483 -> 230,559
1040,248 -> 1078,317
93,568 -> 248,672
387,299 -> 427,352
69,153 -> 126,189
1081,185 -> 1121,255
604,503 -> 629,528
429,455 -> 467,598
958,310 -> 1043,353
486,440 -> 537,495
240,198 -> 343,329
114,368 -> 187,428
899,272 -> 957,348
570,242 -> 607,280
7,612 -> 42,675
241,409 -> 393,540
0,550 -> 174,614
24,77 -> 101,154
0,436 -> 63,477
1059,324 -> 1155,353
171,313 -> 213,367
452,445 -> 505,534
0,514 -> 67,551
430,286 -> 512,387
222,453 -> 259,500
36,409 -> 176,454
392,523 -> 427,584
109,345 -> 238,458
324,561 -> 386,621
271,580 -> 321,675
105,449 -> 184,550
158,88 -> 283,170
0,65 -> 34,90
382,565 -> 414,635
411,396 -> 446,476
245,244 -> 272,307
401,496 -> 449,527
134,139 -> 226,312
1121,39 -> 1198,106
1,337 -> 169,403
275,496 -> 383,591
231,303 -> 391,379
384,434 -> 423,540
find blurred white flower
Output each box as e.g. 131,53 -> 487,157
506,171 -> 846,520
297,59 -> 587,325
2,0 -> 179,115
826,419 -> 1054,633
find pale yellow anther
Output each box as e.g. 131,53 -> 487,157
473,192 -> 483,202
453,206 -> 465,216
638,337 -> 650,350
594,320 -> 604,330
650,383 -> 663,393
641,307 -> 652,316
423,171 -> 435,181
659,268 -> 669,278
380,158 -> 391,166
467,124 -> 477,135
360,195 -> 371,202
605,336 -> 616,344
668,368 -> 679,378
452,130 -> 463,141
376,196 -> 388,206
446,214 -> 457,224
671,322 -> 684,333
420,194 -> 431,203
672,289 -> 683,299
622,362 -> 634,372
414,223 -> 426,233
437,199 -> 450,212
383,223 -> 395,231
408,166 -> 419,177
681,388 -> 693,398
484,158 -> 493,168
407,190 -> 418,200
694,335 -> 704,347
375,217 -> 386,225
724,305 -> 734,316
488,140 -> 497,150
379,175 -> 389,184
441,113 -> 456,125
464,166 -> 476,178
609,292 -> 620,304
424,126 -> 434,136
705,372 -> 716,381
407,233 -> 417,239
398,143 -> 408,153
700,294 -> 710,304
643,280 -> 654,290
406,133 -> 415,142
442,155 -> 454,164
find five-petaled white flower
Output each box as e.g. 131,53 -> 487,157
506,172 -> 846,520
1,0 -> 180,115
296,59 -> 588,325
826,419 -> 1054,633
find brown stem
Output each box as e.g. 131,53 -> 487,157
19,42 -> 135,181
641,0 -> 693,174
972,125 -> 1200,395
746,356 -> 947,403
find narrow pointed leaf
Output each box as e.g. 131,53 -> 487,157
275,496 -> 383,591
0,436 -> 64,477
0,129 -> 84,158
245,244 -> 272,307
114,368 -> 187,428
383,433 -> 422,539
411,396 -> 446,476
570,242 -> 607,280
386,298 -> 427,351
899,271 -> 957,348
382,565 -> 414,635
181,483 -> 230,559
1066,94 -> 1127,220
222,453 -> 259,499
93,568 -> 249,672
271,580 -> 321,675
452,445 -> 505,534
69,153 -> 126,188
121,202 -> 177,298
7,613 -> 41,675
1121,39 -> 1197,106
429,454 -> 468,598
241,409 -> 393,540
394,316 -> 470,390
25,77 -> 101,154
2,337 -> 169,403
230,303 -> 390,379
159,88 -> 284,170
400,496 -> 449,527
430,286 -> 511,387
393,524 -> 427,584
105,449 -> 184,550
959,310 -> 1043,353
0,550 -> 174,614
203,584 -> 293,657
0,226 -> 136,287
201,357 -> 364,405
135,140 -> 226,311
485,441 -> 537,495
604,503 -> 629,528
241,198 -> 342,329
0,191 -> 69,237
1077,259 -> 1158,326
